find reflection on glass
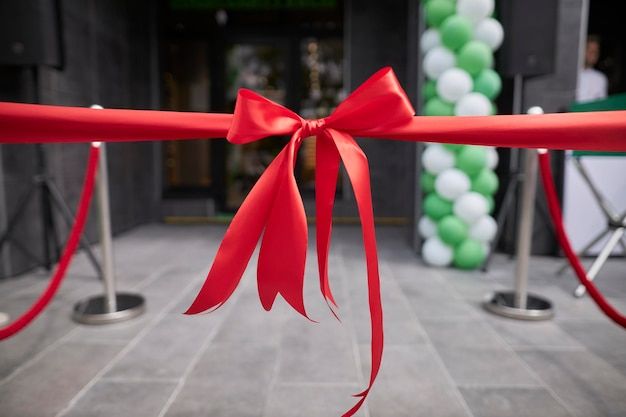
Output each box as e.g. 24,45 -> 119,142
224,38 -> 343,209
225,44 -> 288,208
299,37 -> 344,192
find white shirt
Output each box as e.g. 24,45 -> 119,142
576,68 -> 608,103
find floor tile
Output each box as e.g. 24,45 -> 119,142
63,379 -> 176,417
486,316 -> 584,349
436,347 -> 541,387
0,341 -> 122,417
519,349 -> 626,417
164,381 -> 267,417
103,314 -> 222,380
421,319 -> 505,349
263,383 -> 366,417
460,387 -> 572,417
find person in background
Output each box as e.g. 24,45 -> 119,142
576,35 -> 609,102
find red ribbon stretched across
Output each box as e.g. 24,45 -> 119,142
2,67 -> 626,416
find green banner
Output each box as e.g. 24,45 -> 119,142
569,93 -> 626,157
171,0 -> 336,10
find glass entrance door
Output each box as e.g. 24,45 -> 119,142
223,40 -> 290,209
161,4 -> 344,212
220,36 -> 344,210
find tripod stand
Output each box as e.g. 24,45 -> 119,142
0,144 -> 101,278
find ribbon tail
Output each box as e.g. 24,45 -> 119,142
257,135 -> 310,320
315,133 -> 341,317
185,147 -> 288,315
327,128 -> 384,414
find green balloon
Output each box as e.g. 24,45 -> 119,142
423,80 -> 437,101
423,193 -> 453,221
440,15 -> 473,51
437,215 -> 468,246
453,239 -> 486,269
456,146 -> 487,176
473,69 -> 502,100
471,168 -> 499,195
421,172 -> 436,194
485,195 -> 495,214
442,143 -> 464,152
457,41 -> 493,76
425,0 -> 455,28
424,97 -> 454,116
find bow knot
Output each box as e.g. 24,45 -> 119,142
301,118 -> 326,138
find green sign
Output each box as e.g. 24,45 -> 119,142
569,93 -> 626,157
171,0 -> 337,10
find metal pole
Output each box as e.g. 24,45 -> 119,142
513,149 -> 537,309
72,105 -> 144,325
483,107 -> 553,320
94,141 -> 117,313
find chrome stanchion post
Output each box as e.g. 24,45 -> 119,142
96,141 -> 117,314
484,106 -> 554,320
72,105 -> 145,325
513,146 -> 538,309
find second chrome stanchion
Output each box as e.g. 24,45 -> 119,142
73,106 -> 145,324
484,106 -> 554,320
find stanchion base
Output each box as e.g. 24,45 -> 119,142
72,293 -> 145,325
483,291 -> 554,321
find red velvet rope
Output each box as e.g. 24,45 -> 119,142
0,145 -> 100,340
538,150 -> 626,328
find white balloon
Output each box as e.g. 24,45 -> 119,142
418,216 -> 438,239
474,18 -> 504,51
454,192 -> 489,224
435,168 -> 471,200
436,68 -> 473,103
422,236 -> 453,267
422,144 -> 455,175
423,46 -> 456,80
457,0 -> 494,24
420,28 -> 441,54
469,215 -> 497,242
485,147 -> 499,169
455,92 -> 492,116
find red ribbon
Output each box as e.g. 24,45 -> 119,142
2,67 -> 626,416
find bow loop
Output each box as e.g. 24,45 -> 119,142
326,67 -> 415,133
227,89 -> 302,144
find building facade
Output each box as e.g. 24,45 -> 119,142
0,0 -> 588,277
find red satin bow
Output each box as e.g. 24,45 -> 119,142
185,67 -> 414,415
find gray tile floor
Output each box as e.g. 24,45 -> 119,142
1,224 -> 626,417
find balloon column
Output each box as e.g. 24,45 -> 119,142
419,0 -> 503,269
